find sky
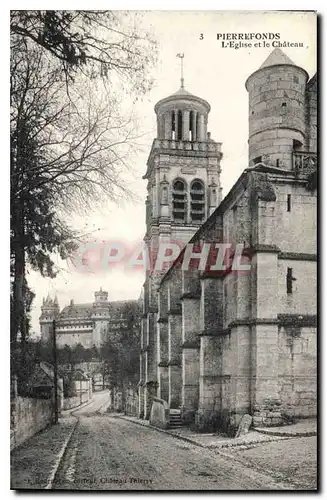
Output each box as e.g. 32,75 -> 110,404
28,10 -> 317,336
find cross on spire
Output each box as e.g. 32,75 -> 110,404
176,53 -> 185,88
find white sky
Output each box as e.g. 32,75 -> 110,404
28,10 -> 317,336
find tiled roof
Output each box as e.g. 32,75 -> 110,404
60,303 -> 94,318
58,300 -> 139,321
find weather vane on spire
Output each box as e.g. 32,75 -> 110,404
176,53 -> 185,88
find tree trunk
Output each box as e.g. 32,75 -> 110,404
11,204 -> 26,350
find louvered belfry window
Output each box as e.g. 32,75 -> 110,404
172,179 -> 187,222
190,180 -> 205,222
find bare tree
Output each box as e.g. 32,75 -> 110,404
10,11 -> 157,347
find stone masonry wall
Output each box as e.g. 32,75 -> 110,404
278,325 -> 316,419
247,64 -> 308,168
273,183 -> 316,254
11,396 -> 53,450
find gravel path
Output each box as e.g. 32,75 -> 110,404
12,391 -> 315,492
52,416 -> 293,491
11,417 -> 76,490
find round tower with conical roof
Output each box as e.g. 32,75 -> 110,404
245,48 -> 309,170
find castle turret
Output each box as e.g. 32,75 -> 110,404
39,295 -> 59,342
91,288 -> 110,346
246,48 -> 309,170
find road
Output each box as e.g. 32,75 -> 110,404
69,389 -> 111,416
53,392 -> 288,491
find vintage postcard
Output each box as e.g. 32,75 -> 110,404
10,10 -> 317,491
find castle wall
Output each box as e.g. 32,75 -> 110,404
56,330 -> 94,348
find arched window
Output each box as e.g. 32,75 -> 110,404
177,110 -> 183,140
172,179 -> 187,222
171,111 -> 176,140
190,180 -> 205,222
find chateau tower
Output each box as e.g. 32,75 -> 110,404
91,288 -> 110,346
39,295 -> 59,342
246,48 -> 313,170
139,75 -> 223,419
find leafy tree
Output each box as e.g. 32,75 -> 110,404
99,301 -> 141,399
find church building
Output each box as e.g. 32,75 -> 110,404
138,48 -> 317,432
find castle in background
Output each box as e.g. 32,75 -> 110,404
39,289 -> 141,348
139,48 -> 317,431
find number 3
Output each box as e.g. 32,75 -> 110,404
200,33 -> 204,40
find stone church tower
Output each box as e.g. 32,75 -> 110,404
139,79 -> 223,418
138,47 -> 316,431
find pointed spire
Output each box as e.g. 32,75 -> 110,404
259,48 -> 296,70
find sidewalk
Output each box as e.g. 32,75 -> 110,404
119,415 -> 317,450
11,416 -> 77,490
254,418 -> 317,437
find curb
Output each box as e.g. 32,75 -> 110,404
118,416 -> 300,450
254,428 -> 316,438
45,418 -> 78,490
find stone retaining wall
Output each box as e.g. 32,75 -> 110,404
11,396 -> 53,450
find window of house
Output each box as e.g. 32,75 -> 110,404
190,180 -> 205,222
172,179 -> 187,222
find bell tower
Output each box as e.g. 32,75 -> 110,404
144,83 -> 223,249
139,67 -> 223,419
